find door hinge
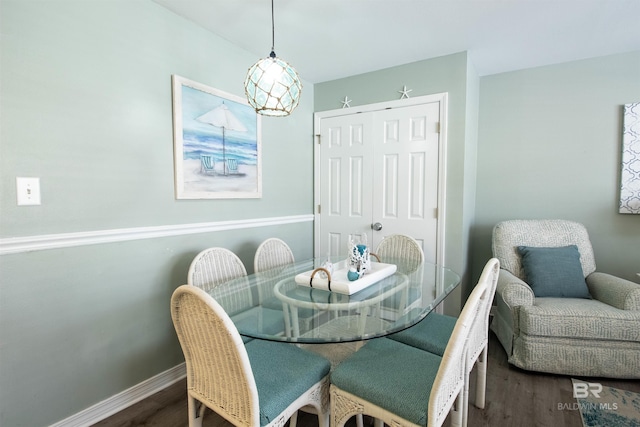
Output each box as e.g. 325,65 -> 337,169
317,205 -> 321,214
315,134 -> 321,144
433,208 -> 438,218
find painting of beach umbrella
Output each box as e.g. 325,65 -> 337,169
172,75 -> 261,199
196,102 -> 247,176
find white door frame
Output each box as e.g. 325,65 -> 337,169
313,92 -> 449,266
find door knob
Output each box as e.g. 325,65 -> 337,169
372,222 -> 383,231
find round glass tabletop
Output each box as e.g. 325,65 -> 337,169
208,257 -> 460,343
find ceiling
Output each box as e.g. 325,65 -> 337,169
153,0 -> 640,83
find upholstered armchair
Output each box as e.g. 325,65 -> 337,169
490,219 -> 640,379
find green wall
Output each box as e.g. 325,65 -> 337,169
315,52 -> 479,312
473,51 -> 640,283
0,1 -> 315,426
1,0 -> 315,237
2,1 -> 639,426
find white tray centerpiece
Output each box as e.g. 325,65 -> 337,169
294,234 -> 397,295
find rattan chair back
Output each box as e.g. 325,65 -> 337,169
171,285 -> 259,426
254,238 -> 295,272
374,234 -> 424,274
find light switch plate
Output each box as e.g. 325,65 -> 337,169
16,177 -> 41,205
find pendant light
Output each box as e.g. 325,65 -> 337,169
244,0 -> 302,116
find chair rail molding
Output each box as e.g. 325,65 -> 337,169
0,214 -> 314,255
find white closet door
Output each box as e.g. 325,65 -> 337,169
317,112 -> 374,258
370,102 -> 440,262
316,96 -> 443,264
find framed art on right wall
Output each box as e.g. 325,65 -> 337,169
620,102 -> 640,214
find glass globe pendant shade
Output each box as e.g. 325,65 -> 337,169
244,52 -> 302,116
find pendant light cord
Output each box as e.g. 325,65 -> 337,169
270,0 -> 276,57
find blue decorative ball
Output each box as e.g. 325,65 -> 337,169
347,268 -> 360,281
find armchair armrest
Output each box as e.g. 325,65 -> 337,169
494,269 -> 535,343
586,272 -> 640,310
496,269 -> 535,309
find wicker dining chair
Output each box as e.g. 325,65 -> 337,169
188,247 -> 248,292
253,238 -> 296,309
253,238 -> 302,426
387,258 -> 500,427
372,234 -> 425,318
329,264 -> 490,427
171,285 -> 331,427
253,238 -> 325,339
254,238 -> 296,273
372,234 -> 424,273
188,247 -> 257,342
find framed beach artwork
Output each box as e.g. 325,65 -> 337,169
171,75 -> 262,199
620,102 -> 640,214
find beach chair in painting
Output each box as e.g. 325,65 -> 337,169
200,154 -> 216,175
226,158 -> 240,175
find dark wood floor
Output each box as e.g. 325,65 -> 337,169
93,332 -> 640,427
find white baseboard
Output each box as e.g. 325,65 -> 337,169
50,363 -> 186,427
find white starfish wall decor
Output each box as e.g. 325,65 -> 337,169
398,85 -> 412,99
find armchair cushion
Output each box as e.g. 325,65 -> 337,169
519,298 -> 640,342
518,245 -> 591,298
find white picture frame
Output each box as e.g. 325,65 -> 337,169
620,102 -> 640,214
172,75 -> 262,199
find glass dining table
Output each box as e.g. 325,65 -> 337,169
207,257 -> 460,344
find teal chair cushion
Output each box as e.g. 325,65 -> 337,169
331,338 -> 442,426
387,312 -> 456,355
518,245 -> 591,298
246,339 -> 331,426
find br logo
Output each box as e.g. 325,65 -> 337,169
573,382 -> 603,398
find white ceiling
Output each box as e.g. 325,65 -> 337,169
153,0 -> 640,83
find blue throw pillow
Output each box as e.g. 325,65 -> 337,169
517,245 -> 591,298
